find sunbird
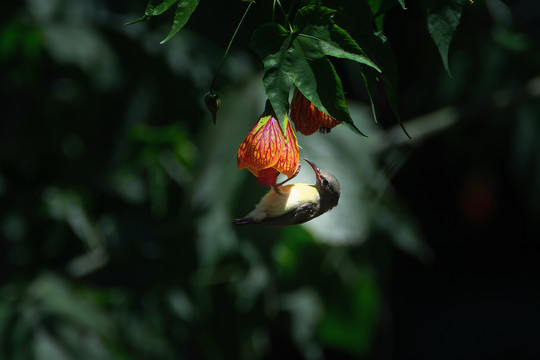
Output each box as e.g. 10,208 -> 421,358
233,158 -> 341,226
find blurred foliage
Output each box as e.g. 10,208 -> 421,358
1,0 -> 540,360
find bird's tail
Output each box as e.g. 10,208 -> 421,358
232,217 -> 255,225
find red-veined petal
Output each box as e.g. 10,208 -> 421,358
290,90 -> 340,135
274,115 -> 300,178
237,115 -> 285,176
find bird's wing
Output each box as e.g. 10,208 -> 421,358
233,184 -> 320,226
257,185 -> 320,225
257,202 -> 319,226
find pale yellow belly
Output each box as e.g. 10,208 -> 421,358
251,184 -> 319,219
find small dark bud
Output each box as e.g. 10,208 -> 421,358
205,91 -> 221,124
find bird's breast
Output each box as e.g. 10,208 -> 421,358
258,183 -> 319,218
284,184 -> 319,209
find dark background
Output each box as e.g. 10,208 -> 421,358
1,0 -> 540,359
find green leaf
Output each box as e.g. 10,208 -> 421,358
295,32 -> 380,71
361,71 -> 378,124
125,0 -> 179,25
367,32 -> 410,137
306,58 -> 366,135
251,24 -> 293,126
370,0 -> 407,15
422,0 -> 466,76
160,0 -> 200,44
146,0 -> 179,16
250,5 -> 381,134
125,16 -> 147,25
250,23 -> 290,58
322,0 -> 409,136
294,6 -> 381,71
366,0 -> 383,14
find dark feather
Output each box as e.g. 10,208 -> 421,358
233,203 -> 318,226
232,217 -> 255,225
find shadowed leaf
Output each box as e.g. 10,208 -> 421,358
250,5 -> 380,134
161,0 -> 200,44
125,0 -> 179,24
422,0 -> 467,76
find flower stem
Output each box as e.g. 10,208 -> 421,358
285,0 -> 297,29
274,0 -> 288,23
209,2 -> 253,92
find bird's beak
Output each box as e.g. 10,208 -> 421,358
303,158 -> 322,182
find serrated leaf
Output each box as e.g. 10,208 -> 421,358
294,6 -> 381,71
309,58 -> 366,135
260,39 -> 295,128
317,0 -> 409,136
251,23 -> 295,126
423,0 -> 466,76
295,32 -> 381,71
250,23 -> 290,58
160,0 -> 200,44
250,6 -> 381,134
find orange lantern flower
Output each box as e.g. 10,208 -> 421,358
290,89 -> 341,135
237,114 -> 299,188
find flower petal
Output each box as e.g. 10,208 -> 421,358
290,90 -> 340,135
274,115 -> 300,178
237,115 -> 285,174
256,167 -> 279,187
319,113 -> 340,134
290,90 -> 321,136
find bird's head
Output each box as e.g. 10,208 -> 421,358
303,158 -> 341,210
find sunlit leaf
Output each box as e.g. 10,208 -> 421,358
160,0 -> 200,44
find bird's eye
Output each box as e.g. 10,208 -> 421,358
322,179 -> 329,186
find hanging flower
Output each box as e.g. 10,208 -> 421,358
275,117 -> 299,177
237,114 -> 299,187
290,89 -> 341,135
